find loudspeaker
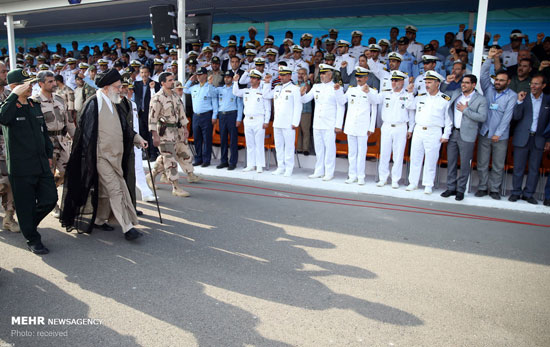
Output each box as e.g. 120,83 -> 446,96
150,5 -> 178,46
185,14 -> 213,44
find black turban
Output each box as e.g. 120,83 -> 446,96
95,68 -> 121,88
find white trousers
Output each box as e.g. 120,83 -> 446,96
313,129 -> 336,177
379,122 -> 408,184
408,126 -> 442,188
244,116 -> 266,168
135,147 -> 154,200
347,135 -> 368,179
274,128 -> 295,173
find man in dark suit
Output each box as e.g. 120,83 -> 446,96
509,74 -> 550,204
543,121 -> 550,206
133,65 -> 160,159
441,74 -> 488,201
227,56 -> 247,89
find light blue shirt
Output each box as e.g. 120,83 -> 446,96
479,59 -> 517,139
214,85 -> 244,122
531,93 -> 543,132
183,80 -> 218,118
393,51 -> 415,78
83,76 -> 97,89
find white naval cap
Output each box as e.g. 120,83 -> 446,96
254,57 -> 266,65
351,30 -> 363,37
278,65 -> 292,75
424,70 -> 444,82
201,46 -> 213,52
249,69 -> 263,78
421,54 -> 439,63
153,58 -> 164,65
388,52 -> 403,61
264,37 -> 274,44
378,39 -> 390,46
282,38 -> 294,45
55,63 -> 66,69
97,59 -> 109,65
319,63 -> 336,72
78,62 -> 89,69
390,70 -> 408,80
291,45 -> 304,52
245,49 -> 258,56
354,66 -> 370,76
266,48 -> 278,55
405,25 -> 418,32
368,43 -> 382,51
301,33 -> 313,39
337,40 -> 351,47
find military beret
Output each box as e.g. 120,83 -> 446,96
7,68 -> 38,84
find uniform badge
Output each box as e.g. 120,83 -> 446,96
351,99 -> 354,104
386,103 -> 389,108
401,104 -> 405,109
285,96 -> 288,100
257,98 -> 260,102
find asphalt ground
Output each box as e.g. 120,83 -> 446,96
1,175 -> 549,347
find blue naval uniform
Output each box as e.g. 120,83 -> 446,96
396,51 -> 416,78
213,85 -> 244,166
183,80 -> 219,165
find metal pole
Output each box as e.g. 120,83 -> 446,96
6,14 -> 17,70
471,0 -> 488,92
177,0 -> 185,83
264,22 -> 269,38
468,12 -> 475,31
122,32 -> 127,49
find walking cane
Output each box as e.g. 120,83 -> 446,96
144,149 -> 163,224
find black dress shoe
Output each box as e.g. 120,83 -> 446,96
544,199 -> 550,206
521,195 -> 528,201
526,197 -> 538,205
228,165 -> 236,171
201,162 -> 210,168
489,192 -> 501,200
474,190 -> 488,197
136,210 -> 143,216
217,163 -> 229,169
303,151 -> 310,156
440,190 -> 457,198
28,243 -> 49,255
93,223 -> 115,231
124,228 -> 143,241
455,192 -> 464,201
192,161 -> 203,166
508,194 -> 520,202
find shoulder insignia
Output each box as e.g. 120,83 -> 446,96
383,67 -> 388,71
371,87 -> 377,91
54,94 -> 65,103
30,96 -> 41,104
418,93 -> 426,96
441,94 -> 450,101
404,72 -> 408,75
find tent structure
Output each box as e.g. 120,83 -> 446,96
1,0 -> 548,80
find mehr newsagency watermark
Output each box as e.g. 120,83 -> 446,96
8,316 -> 104,339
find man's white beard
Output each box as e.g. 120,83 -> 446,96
107,87 -> 121,103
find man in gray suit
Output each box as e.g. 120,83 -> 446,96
441,74 -> 488,201
475,47 -> 517,200
508,74 -> 550,204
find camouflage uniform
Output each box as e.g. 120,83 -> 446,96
55,84 -> 76,124
0,89 -> 19,232
147,89 -> 190,197
35,91 -> 75,187
157,123 -> 200,183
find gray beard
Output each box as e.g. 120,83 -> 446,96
106,88 -> 121,104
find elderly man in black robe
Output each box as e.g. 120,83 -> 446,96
61,69 -> 148,240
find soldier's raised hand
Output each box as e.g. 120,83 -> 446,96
493,34 -> 501,41
233,74 -> 240,82
207,75 -> 213,85
362,84 -> 369,93
537,33 -> 545,42
149,81 -> 155,89
340,61 -> 347,68
264,74 -> 272,83
518,91 -> 527,102
300,85 -> 307,95
334,83 -> 341,91
406,83 -> 414,93
12,82 -> 32,96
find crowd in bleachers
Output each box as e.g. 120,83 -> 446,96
1,24 -> 550,206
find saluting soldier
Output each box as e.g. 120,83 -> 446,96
0,69 -> 57,254
54,74 -> 76,125
0,62 -> 20,232
34,71 -> 76,217
343,66 -> 379,186
263,66 -> 303,177
147,72 -> 192,197
406,71 -> 452,194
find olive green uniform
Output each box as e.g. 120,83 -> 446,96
0,93 -> 57,246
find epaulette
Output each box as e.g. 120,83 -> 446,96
383,67 -> 388,72
441,93 -> 450,101
371,87 -> 377,91
53,94 -> 65,103
418,93 -> 426,96
404,72 -> 408,75
30,96 -> 41,104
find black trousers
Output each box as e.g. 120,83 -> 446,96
9,171 -> 57,246
512,135 -> 544,198
219,111 -> 239,166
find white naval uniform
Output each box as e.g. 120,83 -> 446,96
407,42 -> 423,62
302,46 -> 317,62
501,50 -> 518,68
232,82 -> 271,169
343,85 -> 379,180
301,81 -> 347,178
335,53 -> 356,76
263,81 -> 303,175
61,68 -> 78,90
286,58 -> 309,83
408,91 -> 452,188
413,72 -> 428,96
131,99 -> 154,200
374,89 -> 416,184
349,45 -> 367,60
265,61 -> 279,79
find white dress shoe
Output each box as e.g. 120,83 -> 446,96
345,177 -> 357,184
256,167 -> 263,173
391,182 -> 399,189
424,186 -> 433,195
272,168 -> 284,175
406,184 -> 417,191
322,175 -> 333,181
308,173 -> 323,179
357,177 -> 365,185
143,195 -> 158,202
242,166 -> 254,172
283,171 -> 292,177
376,180 -> 386,187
